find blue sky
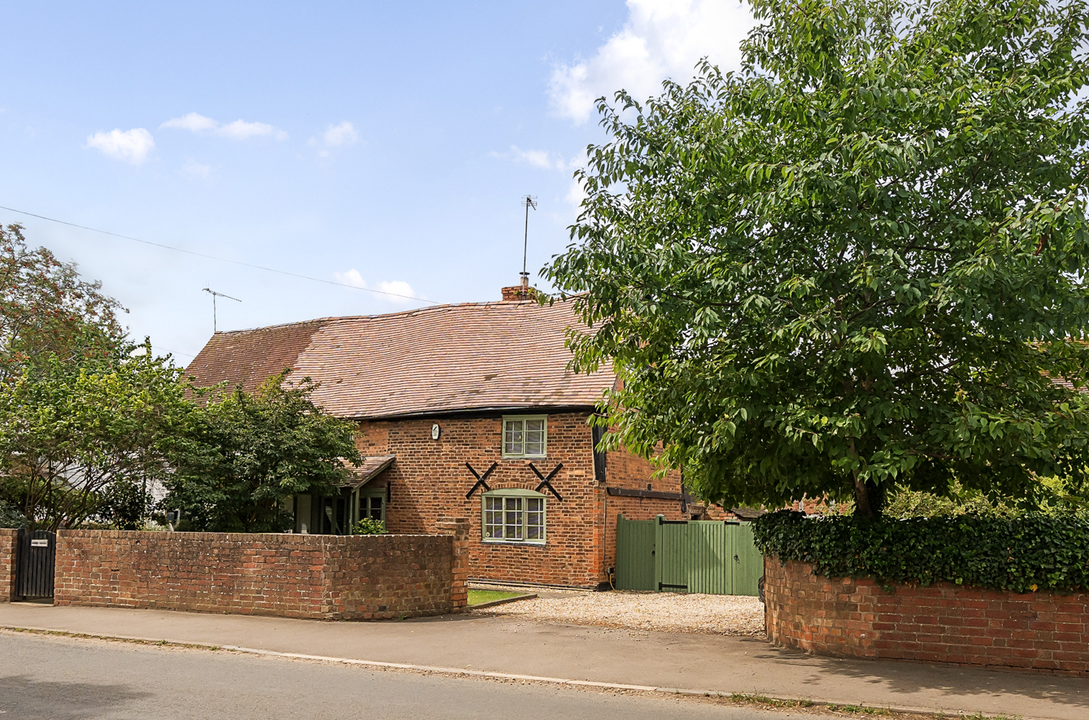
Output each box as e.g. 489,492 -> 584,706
1,1 -> 754,363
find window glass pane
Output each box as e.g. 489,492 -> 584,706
484,496 -> 503,539
504,497 -> 523,540
526,498 -> 544,540
504,420 -> 524,456
525,419 -> 545,456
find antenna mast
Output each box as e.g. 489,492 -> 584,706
202,288 -> 242,333
520,195 -> 537,290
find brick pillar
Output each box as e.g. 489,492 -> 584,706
0,528 -> 18,602
436,517 -> 470,612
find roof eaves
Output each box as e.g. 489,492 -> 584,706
342,403 -> 602,422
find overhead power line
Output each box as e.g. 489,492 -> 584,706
0,204 -> 441,305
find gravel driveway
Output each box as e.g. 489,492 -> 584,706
471,588 -> 766,637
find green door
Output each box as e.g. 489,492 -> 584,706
730,522 -> 762,596
655,519 -> 689,591
615,514 -> 656,590
685,520 -> 733,594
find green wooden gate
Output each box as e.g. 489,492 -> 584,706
615,515 -> 762,595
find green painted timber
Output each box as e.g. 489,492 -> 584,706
685,520 -> 732,594
615,514 -> 656,590
656,520 -> 689,591
615,514 -> 762,595
731,522 -> 763,596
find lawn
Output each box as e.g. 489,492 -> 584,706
467,589 -> 527,606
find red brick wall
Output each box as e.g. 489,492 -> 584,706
0,529 -> 16,602
765,557 -> 1089,676
358,412 -> 607,587
356,412 -> 713,588
436,517 -> 470,611
54,530 -> 462,621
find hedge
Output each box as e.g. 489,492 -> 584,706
751,510 -> 1089,593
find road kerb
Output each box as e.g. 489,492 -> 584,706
221,645 -> 660,691
220,645 -> 956,717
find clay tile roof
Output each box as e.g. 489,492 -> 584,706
186,319 -> 325,395
186,299 -> 615,419
343,455 -> 396,488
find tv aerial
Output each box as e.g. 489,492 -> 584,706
202,288 -> 241,333
520,195 -> 537,285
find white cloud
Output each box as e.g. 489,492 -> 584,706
218,119 -> 287,141
333,268 -> 367,288
375,281 -> 416,304
496,146 -> 585,173
159,113 -> 287,140
86,128 -> 155,164
181,159 -> 211,179
511,146 -> 555,170
333,269 -> 417,304
161,112 -> 217,132
323,121 -> 358,147
550,0 -> 756,124
308,121 -> 358,157
566,176 -> 588,209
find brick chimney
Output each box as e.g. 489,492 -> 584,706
501,274 -> 536,301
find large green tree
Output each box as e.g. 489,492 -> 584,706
0,224 -> 126,383
163,374 -> 361,533
0,347 -> 192,530
0,225 -> 186,529
546,0 -> 1089,516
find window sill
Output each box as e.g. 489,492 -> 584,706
482,539 -> 546,547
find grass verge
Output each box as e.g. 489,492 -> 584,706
467,589 -> 527,606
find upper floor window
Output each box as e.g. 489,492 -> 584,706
502,415 -> 547,458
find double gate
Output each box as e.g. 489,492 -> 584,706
615,515 -> 762,595
15,529 -> 56,600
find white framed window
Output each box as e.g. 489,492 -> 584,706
482,489 -> 546,544
502,415 -> 547,458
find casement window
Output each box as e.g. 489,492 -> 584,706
502,415 -> 547,458
359,488 -> 386,523
482,489 -> 546,544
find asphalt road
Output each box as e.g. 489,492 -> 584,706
0,632 -> 809,720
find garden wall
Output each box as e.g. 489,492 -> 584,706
0,529 -> 16,601
53,518 -> 469,620
764,557 -> 1089,676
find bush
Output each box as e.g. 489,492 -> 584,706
96,479 -> 153,530
0,498 -> 25,528
353,517 -> 387,535
752,510 -> 1089,593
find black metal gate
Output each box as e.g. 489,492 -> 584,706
16,529 -> 56,600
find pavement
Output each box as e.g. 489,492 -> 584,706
0,602 -> 1085,720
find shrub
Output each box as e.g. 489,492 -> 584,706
353,517 -> 387,535
753,510 -> 1089,593
0,499 -> 25,528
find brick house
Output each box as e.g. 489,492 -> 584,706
186,285 -> 728,588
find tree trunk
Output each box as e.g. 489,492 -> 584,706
853,478 -> 885,518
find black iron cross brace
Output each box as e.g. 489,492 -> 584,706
464,462 -> 498,499
528,462 -> 564,501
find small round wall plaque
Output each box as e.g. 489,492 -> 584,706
431,423 -> 441,440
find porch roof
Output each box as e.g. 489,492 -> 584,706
343,455 -> 396,489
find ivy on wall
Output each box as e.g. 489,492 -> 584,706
752,510 -> 1089,593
